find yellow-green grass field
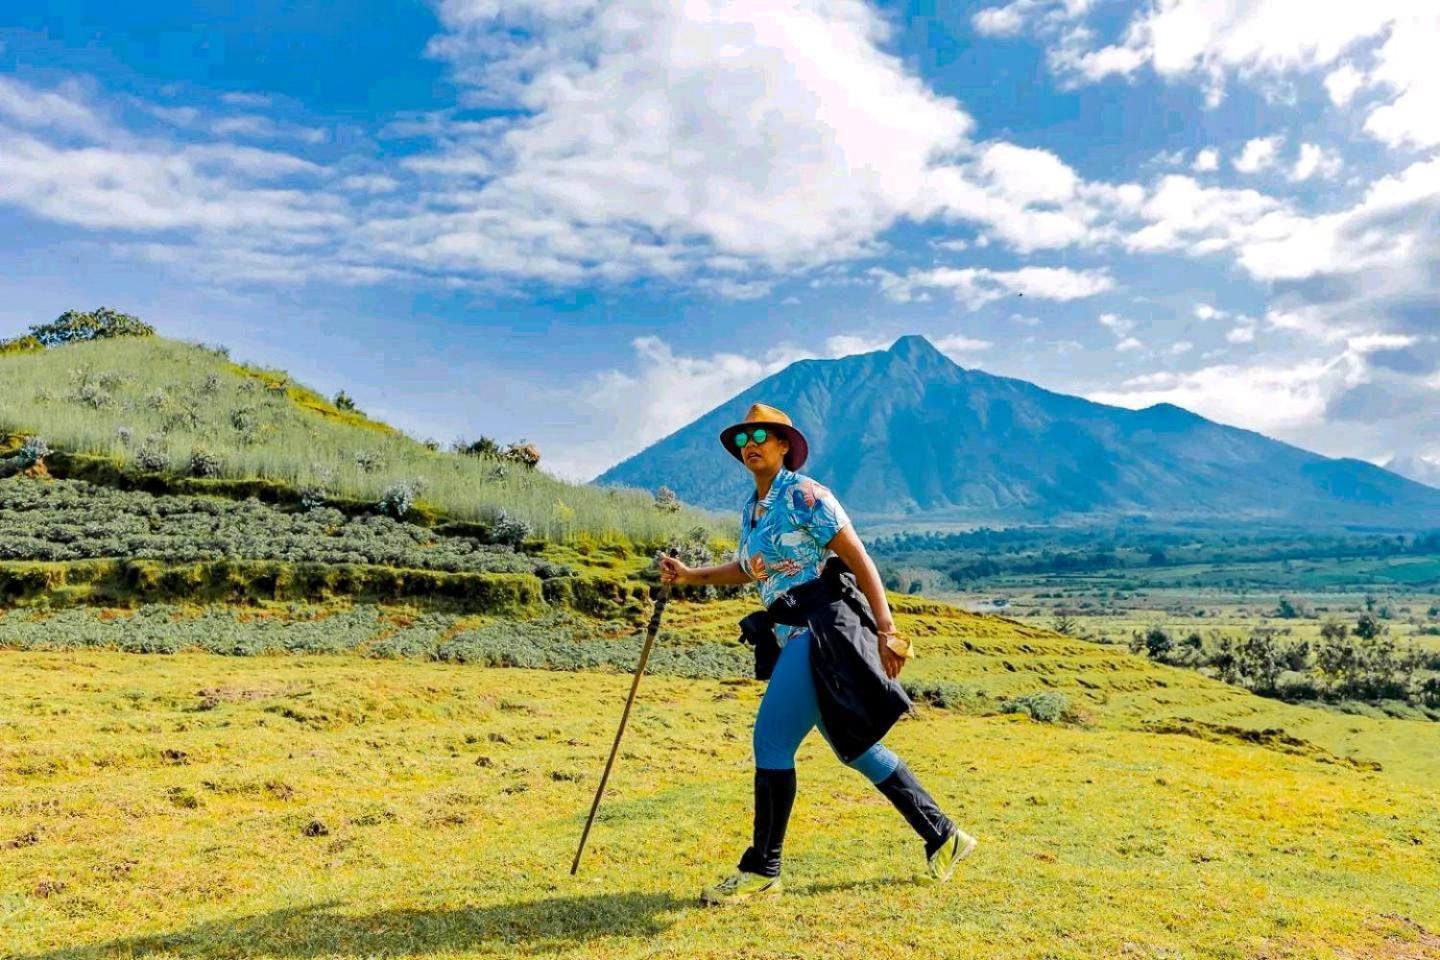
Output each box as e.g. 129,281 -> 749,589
3,599 -> 1439,959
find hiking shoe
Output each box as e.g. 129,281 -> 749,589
927,827 -> 977,882
699,870 -> 783,905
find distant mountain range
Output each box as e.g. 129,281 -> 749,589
596,335 -> 1440,530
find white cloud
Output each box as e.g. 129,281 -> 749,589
1192,147 -> 1219,172
212,114 -> 327,144
1289,143 -> 1342,182
1098,312 -> 1133,335
1324,63 -> 1366,106
1193,303 -> 1221,320
1116,336 -> 1144,352
1088,359 -> 1341,433
1170,340 -> 1193,355
1233,136 -> 1281,174
874,265 -> 1114,308
1041,3 -> 1439,150
0,76 -> 105,136
973,4 -> 1027,37
1226,322 -> 1256,344
0,130 -> 340,234
934,333 -> 993,356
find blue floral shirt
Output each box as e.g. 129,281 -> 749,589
737,466 -> 852,646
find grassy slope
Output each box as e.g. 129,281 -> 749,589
3,600 -> 1439,959
0,337 -> 719,542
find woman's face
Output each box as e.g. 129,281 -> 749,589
739,428 -> 789,475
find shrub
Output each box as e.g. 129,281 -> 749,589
504,441 -> 541,469
188,448 -> 222,478
998,691 -> 1071,724
16,436 -> 49,468
27,307 -> 155,347
134,440 -> 168,472
334,390 -> 357,412
903,680 -> 985,711
377,482 -> 416,519
654,486 -> 681,513
491,511 -> 534,548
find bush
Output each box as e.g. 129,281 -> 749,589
902,680 -> 986,711
27,307 -> 156,347
491,511 -> 533,548
377,482 -> 416,519
16,436 -> 49,468
654,486 -> 681,513
188,448 -> 222,478
998,691 -> 1071,723
134,440 -> 168,472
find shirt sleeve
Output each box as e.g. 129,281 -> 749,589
792,477 -> 850,548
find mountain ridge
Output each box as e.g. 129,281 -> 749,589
596,335 -> 1440,529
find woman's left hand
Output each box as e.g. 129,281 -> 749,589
878,639 -> 905,679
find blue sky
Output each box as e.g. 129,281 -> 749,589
2,1 -> 1437,483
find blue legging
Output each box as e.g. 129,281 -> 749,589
753,628 -> 901,784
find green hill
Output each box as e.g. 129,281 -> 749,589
0,335 -> 718,543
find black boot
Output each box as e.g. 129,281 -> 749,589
736,767 -> 797,878
874,759 -> 955,858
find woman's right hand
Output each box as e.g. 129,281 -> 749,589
658,555 -> 691,585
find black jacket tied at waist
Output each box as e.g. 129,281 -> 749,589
737,556 -> 913,764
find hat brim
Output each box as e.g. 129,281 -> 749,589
719,420 -> 809,471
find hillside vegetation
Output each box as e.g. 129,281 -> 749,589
0,335 -> 719,543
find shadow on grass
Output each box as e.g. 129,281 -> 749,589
13,891 -> 689,959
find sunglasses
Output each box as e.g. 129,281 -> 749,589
732,428 -> 772,449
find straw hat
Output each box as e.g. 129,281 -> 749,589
719,402 -> 810,471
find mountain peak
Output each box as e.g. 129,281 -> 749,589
887,334 -> 950,365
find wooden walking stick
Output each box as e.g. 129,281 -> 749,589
571,549 -> 677,875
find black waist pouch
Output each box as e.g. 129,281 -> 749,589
738,610 -> 781,681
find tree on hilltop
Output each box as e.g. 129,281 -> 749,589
25,307 -> 156,347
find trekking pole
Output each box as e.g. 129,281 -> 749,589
571,549 -> 678,875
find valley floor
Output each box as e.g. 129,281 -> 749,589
3,648 -> 1438,960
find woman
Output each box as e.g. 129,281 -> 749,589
659,402 -> 977,905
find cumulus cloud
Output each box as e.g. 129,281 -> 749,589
1233,136 -> 1281,174
1192,147 -> 1219,172
1289,143 -> 1342,182
873,265 -> 1114,308
1037,2 -> 1440,150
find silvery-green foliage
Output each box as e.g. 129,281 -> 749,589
17,436 -> 49,467
188,447 -> 222,478
71,382 -> 114,409
377,482 -> 416,518
200,373 -> 221,395
0,605 -> 749,679
145,389 -> 170,411
491,511 -> 533,547
116,426 -> 134,446
0,477 -> 540,574
134,442 -> 168,472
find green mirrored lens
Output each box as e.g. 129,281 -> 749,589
732,432 -> 749,448
752,428 -> 768,444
